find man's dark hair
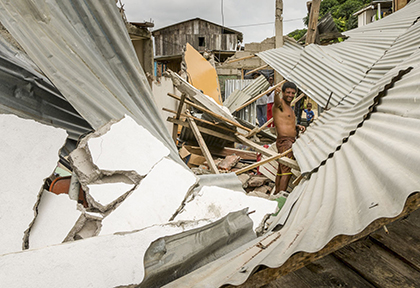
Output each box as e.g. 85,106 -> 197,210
282,81 -> 297,92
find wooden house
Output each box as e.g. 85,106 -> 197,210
152,18 -> 243,75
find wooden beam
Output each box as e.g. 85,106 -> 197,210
228,192 -> 420,288
235,148 -> 292,175
186,117 -> 219,174
226,54 -> 256,64
236,135 -> 300,171
172,93 -> 187,141
162,107 -> 237,134
167,93 -> 252,132
245,64 -> 269,76
167,117 -> 236,143
246,118 -> 273,138
306,0 -> 321,45
291,92 -> 306,106
235,80 -> 286,113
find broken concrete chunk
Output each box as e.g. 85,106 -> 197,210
253,185 -> 271,194
218,154 -> 241,171
247,175 -> 270,188
99,158 -> 198,236
237,173 -> 251,189
28,190 -> 82,250
0,223 -> 204,288
87,182 -> 135,212
174,186 -> 278,231
82,115 -> 169,177
0,114 -> 67,256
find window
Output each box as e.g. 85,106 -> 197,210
198,37 -> 205,46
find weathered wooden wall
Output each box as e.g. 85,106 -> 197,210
153,19 -> 239,57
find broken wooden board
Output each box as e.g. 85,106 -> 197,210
184,43 -> 222,105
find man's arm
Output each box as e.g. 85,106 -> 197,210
274,87 -> 283,111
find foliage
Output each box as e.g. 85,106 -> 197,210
302,0 -> 371,32
288,28 -> 308,41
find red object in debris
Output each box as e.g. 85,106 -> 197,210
49,176 -> 88,207
256,144 -> 270,175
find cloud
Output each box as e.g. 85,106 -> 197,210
121,0 -> 308,43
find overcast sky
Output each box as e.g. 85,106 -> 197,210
120,0 -> 309,44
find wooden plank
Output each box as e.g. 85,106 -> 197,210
236,135 -> 300,170
172,93 -> 187,141
209,147 -> 257,161
264,271 -> 310,288
186,117 -> 219,174
245,64 -> 269,76
246,118 -> 273,138
162,107 -> 237,134
334,238 -> 420,288
235,148 -> 292,175
370,218 -> 420,271
290,92 -> 306,106
168,93 -> 252,132
267,254 -> 375,288
226,54 -> 256,64
228,193 -> 420,288
167,117 -> 236,143
234,80 -> 286,113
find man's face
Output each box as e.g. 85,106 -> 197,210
269,77 -> 273,84
283,88 -> 296,103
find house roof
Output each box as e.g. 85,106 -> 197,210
152,17 -> 243,37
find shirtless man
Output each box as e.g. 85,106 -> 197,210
273,81 -> 305,194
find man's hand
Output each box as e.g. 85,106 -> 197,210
297,124 -> 306,133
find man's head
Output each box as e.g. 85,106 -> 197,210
307,103 -> 312,110
281,81 -> 297,104
281,81 -> 297,93
268,76 -> 274,85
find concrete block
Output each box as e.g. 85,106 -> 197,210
0,114 -> 67,255
0,223 -> 205,287
99,158 -> 198,235
28,191 -> 82,249
174,186 -> 278,231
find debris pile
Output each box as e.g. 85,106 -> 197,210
0,113 -> 278,287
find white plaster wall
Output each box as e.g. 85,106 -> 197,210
152,76 -> 184,135
0,114 -> 67,255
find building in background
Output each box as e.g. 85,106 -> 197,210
152,18 -> 243,76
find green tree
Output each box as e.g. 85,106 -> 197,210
300,0 -> 371,32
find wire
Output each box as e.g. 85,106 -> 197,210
229,18 -> 302,28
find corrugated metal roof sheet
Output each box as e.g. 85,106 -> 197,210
294,19 -> 420,173
0,0 -> 181,163
0,27 -> 92,141
258,0 -> 420,108
164,33 -> 420,287
223,75 -> 269,113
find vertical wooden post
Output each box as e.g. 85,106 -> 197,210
306,0 -> 321,45
172,93 -> 187,142
275,0 -> 284,83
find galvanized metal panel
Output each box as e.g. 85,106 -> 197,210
258,0 -> 420,109
0,0 -> 181,163
164,40 -> 420,288
0,27 -> 92,141
294,20 -> 420,173
223,76 -> 270,125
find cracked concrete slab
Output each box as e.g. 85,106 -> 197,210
86,181 -> 136,212
0,222 -> 206,288
174,186 -> 279,231
99,157 -> 198,236
0,114 -> 67,256
28,190 -> 83,250
87,115 -> 170,175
